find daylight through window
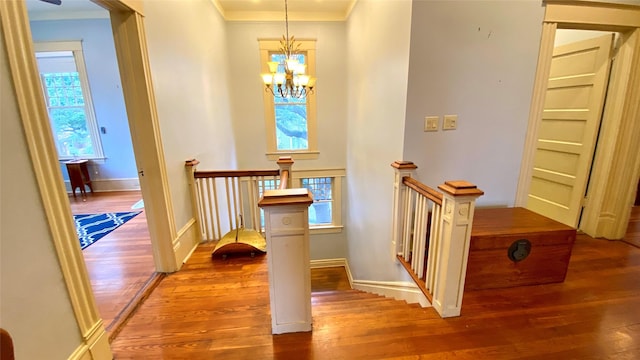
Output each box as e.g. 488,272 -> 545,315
35,42 -> 103,160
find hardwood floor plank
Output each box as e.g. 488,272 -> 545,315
109,212 -> 640,359
68,191 -> 155,332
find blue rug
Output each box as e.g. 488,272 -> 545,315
74,211 -> 141,250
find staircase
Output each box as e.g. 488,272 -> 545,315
311,289 -> 439,331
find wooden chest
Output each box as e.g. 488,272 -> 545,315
464,207 -> 576,291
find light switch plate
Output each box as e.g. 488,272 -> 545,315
424,116 -> 439,132
443,115 -> 457,130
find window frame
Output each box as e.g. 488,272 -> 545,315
291,169 -> 345,234
259,39 -> 318,161
34,41 -> 105,161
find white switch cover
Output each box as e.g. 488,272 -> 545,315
424,116 -> 439,132
443,115 -> 457,130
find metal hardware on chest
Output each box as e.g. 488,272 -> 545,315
508,239 -> 531,263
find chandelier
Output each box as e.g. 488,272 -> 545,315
261,0 -> 316,99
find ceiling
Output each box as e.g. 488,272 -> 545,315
25,0 -> 356,22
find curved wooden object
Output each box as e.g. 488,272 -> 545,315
212,227 -> 266,258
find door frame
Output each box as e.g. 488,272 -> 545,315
516,0 -> 640,239
0,0 -> 176,358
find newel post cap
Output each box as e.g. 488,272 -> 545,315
438,180 -> 484,197
391,160 -> 418,170
258,188 -> 314,208
277,156 -> 294,166
185,158 -> 200,167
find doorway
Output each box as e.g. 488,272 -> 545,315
516,1 -> 640,240
26,0 -> 156,333
525,30 -> 616,228
2,0 -> 178,356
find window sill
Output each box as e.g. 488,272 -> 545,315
266,151 -> 319,161
310,225 -> 343,235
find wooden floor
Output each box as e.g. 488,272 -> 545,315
109,207 -> 640,359
623,206 -> 640,249
69,191 -> 155,331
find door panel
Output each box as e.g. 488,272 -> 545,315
527,34 -> 613,227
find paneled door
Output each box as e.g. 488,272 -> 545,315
527,34 -> 614,227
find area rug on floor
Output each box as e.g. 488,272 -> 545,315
131,199 -> 144,210
74,211 -> 141,250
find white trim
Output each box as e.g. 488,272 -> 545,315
260,39 -> 317,159
266,151 -> 319,161
352,280 -> 431,308
516,1 -> 640,238
63,178 -> 141,193
309,225 -> 343,234
173,218 -> 199,269
66,344 -> 91,360
0,1 -> 109,355
28,10 -> 109,22
34,41 -> 106,161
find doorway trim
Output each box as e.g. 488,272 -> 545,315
516,0 -> 640,239
1,0 -> 176,358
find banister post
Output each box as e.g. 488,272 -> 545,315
185,159 -> 203,242
391,161 -> 418,261
277,156 -> 294,189
258,188 -> 314,334
432,180 -> 484,318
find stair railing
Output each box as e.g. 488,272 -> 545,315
185,159 -> 288,242
391,161 -> 483,318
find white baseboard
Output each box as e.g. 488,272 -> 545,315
64,178 -> 140,193
310,258 -> 428,307
352,280 -> 431,308
173,218 -> 199,269
310,258 -> 353,288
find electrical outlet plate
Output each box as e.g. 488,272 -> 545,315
443,115 -> 457,130
424,116 -> 439,132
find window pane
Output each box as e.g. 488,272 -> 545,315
269,52 -> 310,151
302,177 -> 333,225
40,71 -> 95,158
49,107 -> 94,157
275,104 -> 308,150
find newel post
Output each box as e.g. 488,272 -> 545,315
432,180 -> 484,318
277,156 -> 294,189
258,188 -> 314,334
391,161 -> 418,260
185,159 -> 203,243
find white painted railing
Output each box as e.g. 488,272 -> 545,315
391,161 -> 483,318
185,160 -> 282,242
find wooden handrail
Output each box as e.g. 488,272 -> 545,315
279,170 -> 289,190
402,176 -> 443,205
194,169 -> 280,179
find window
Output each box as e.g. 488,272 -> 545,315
257,169 -> 344,234
292,169 -> 345,234
34,41 -> 104,160
259,39 -> 318,160
301,177 -> 333,225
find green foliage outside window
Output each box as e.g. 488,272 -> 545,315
42,72 -> 94,157
271,54 -> 309,151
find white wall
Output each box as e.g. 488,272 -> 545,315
143,0 -> 238,229
226,21 -> 348,260
403,0 -> 544,207
226,21 -> 348,171
1,30 -> 83,360
345,0 -> 413,281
